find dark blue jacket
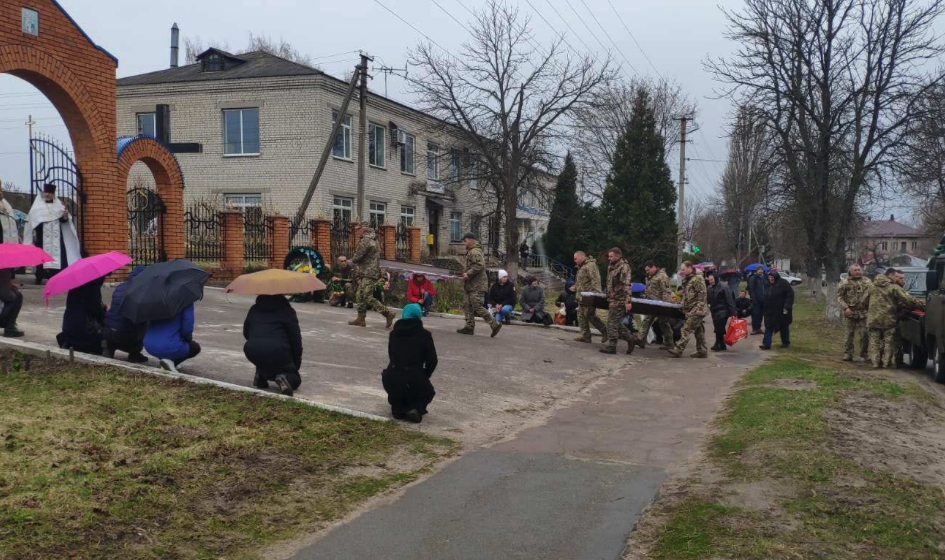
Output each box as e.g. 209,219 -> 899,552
748,272 -> 766,303
144,303 -> 194,360
105,266 -> 145,333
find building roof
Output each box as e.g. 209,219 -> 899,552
859,215 -> 923,238
116,50 -> 319,87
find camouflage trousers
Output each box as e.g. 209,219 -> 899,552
355,278 -> 390,316
601,305 -> 633,351
868,327 -> 896,368
464,291 -> 498,330
641,314 -> 673,347
577,305 -> 608,339
674,314 -> 707,355
842,316 -> 868,359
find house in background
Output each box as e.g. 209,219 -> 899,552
115,36 -> 550,260
848,214 -> 934,264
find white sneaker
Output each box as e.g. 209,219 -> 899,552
160,359 -> 179,373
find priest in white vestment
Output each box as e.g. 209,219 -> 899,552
28,183 -> 81,283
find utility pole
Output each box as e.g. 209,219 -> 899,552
25,114 -> 35,139
677,116 -> 688,270
356,52 -> 372,220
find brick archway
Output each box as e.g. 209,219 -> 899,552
1,1 -> 122,256
117,136 -> 185,261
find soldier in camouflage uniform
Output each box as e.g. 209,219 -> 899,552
836,263 -> 871,361
347,225 -> 396,328
666,261 -> 709,358
456,233 -> 502,337
599,248 -> 635,355
573,251 -> 608,343
639,260 -> 675,350
866,268 -> 924,368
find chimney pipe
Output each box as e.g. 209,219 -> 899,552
170,23 -> 179,68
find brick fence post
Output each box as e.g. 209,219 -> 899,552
219,209 -> 244,279
312,219 -> 332,264
407,227 -> 421,264
379,223 -> 396,261
267,214 -> 289,270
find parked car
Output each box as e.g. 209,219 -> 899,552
898,259 -> 945,380
780,274 -> 803,286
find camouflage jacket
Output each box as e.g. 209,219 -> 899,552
866,275 -> 925,329
605,259 -> 633,307
350,230 -> 380,280
836,276 -> 872,319
463,241 -> 488,293
645,268 -> 674,303
574,259 -> 602,301
680,271 -> 709,317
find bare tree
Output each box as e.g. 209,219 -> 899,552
407,0 -> 612,277
708,0 -> 945,319
571,78 -> 697,199
898,85 -> 945,233
184,33 -> 313,66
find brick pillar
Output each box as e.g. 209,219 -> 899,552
408,227 -> 421,264
219,210 -> 244,279
349,222 -> 361,256
379,224 -> 396,261
267,214 -> 289,270
312,219 -> 332,263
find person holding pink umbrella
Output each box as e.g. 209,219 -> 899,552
0,243 -> 53,338
56,273 -> 106,355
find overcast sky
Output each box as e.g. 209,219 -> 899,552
0,0 -> 924,222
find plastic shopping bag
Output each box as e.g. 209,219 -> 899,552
724,317 -> 749,346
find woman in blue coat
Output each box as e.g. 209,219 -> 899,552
145,303 -> 201,372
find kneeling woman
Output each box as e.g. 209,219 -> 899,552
383,303 -> 437,423
243,295 -> 303,396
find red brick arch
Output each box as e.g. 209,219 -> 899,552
1,1 -> 122,256
117,136 -> 185,261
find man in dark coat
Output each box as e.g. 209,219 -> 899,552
761,270 -> 795,350
519,241 -> 530,271
382,303 -> 437,423
747,268 -> 766,334
103,266 -> 148,363
707,273 -> 737,351
0,268 -> 24,337
735,291 -> 752,319
56,277 -> 106,355
243,294 -> 304,396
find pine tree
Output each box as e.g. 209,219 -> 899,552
543,153 -> 580,265
600,90 -> 678,280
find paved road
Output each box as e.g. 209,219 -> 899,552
18,283 -> 761,558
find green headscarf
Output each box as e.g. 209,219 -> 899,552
402,303 -> 423,321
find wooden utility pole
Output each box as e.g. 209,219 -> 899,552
25,114 -> 35,139
356,53 -> 372,220
677,116 -> 688,270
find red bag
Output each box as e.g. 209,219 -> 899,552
724,318 -> 749,346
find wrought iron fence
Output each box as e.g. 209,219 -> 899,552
331,217 -> 350,262
289,219 -> 312,249
243,209 -> 269,266
29,133 -> 85,243
396,222 -> 409,261
127,187 -> 166,265
184,203 -> 222,264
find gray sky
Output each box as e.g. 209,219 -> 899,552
0,0 -> 839,218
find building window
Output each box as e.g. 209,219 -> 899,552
332,110 -> 352,160
369,201 -> 387,228
470,214 -> 481,240
400,205 -> 415,226
469,160 -> 479,190
224,193 -> 262,209
427,143 -> 439,179
912,241 -> 918,250
449,150 -> 461,182
449,211 -> 462,243
901,241 -> 907,252
368,123 -> 385,167
223,108 -> 260,155
400,133 -> 415,174
136,113 -> 156,137
333,196 -> 353,224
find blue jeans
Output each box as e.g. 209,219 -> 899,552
422,293 -> 433,315
763,323 -> 790,347
495,305 -> 513,322
751,302 -> 764,332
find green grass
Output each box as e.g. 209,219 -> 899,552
0,353 -> 457,559
651,295 -> 945,559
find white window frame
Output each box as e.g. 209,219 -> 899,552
224,193 -> 262,209
449,211 -> 462,243
332,110 -> 353,161
223,108 -> 260,156
427,143 -> 439,179
368,122 -> 386,168
449,150 -> 461,182
912,241 -> 918,250
400,205 -> 415,226
136,112 -> 156,137
369,201 -> 387,227
333,196 -> 353,223
400,133 -> 416,175
881,241 -> 888,251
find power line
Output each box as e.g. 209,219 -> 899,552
605,0 -> 663,79
522,0 -> 586,58
542,0 -> 596,54
308,49 -> 361,62
577,0 -> 640,77
432,0 -> 473,35
373,0 -> 456,60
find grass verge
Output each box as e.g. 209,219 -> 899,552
0,352 -> 456,559
647,295 -> 945,559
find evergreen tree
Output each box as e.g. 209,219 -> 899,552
543,153 -> 580,265
600,90 -> 678,280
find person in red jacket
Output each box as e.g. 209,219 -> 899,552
406,272 -> 436,317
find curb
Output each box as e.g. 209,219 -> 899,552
0,338 -> 389,423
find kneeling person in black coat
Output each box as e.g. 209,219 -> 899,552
383,303 -> 437,423
243,295 -> 303,396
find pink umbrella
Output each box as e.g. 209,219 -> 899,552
43,251 -> 133,302
0,243 -> 52,269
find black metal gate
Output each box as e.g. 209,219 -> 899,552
127,187 -> 166,265
396,221 -> 409,261
331,216 -> 350,261
29,133 -> 85,243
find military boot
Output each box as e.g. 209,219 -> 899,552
626,341 -> 635,355
385,311 -> 396,329
634,335 -> 646,349
456,326 -> 475,335
665,347 -> 683,358
842,354 -> 853,362
490,322 -> 502,338
348,313 -> 367,327
574,334 -> 593,343
599,345 -> 617,354
690,351 -> 708,359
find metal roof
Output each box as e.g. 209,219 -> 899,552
116,51 -> 319,87
859,218 -> 922,238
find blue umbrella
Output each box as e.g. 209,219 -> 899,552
744,263 -> 770,272
631,282 -> 646,294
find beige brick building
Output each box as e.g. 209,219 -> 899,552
116,49 -> 550,259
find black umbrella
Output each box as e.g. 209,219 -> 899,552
120,259 -> 210,323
